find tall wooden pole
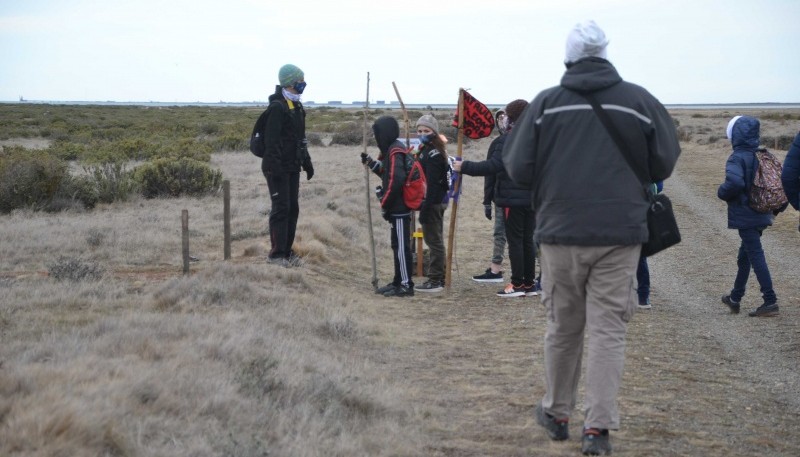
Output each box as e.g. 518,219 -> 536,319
391,81 -> 420,275
445,88 -> 465,290
363,72 -> 378,289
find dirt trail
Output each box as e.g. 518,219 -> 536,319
327,148 -> 800,456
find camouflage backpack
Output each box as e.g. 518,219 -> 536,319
749,148 -> 788,213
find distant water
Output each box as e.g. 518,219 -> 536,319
3,100 -> 800,110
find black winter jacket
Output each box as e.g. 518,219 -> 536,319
462,133 -> 531,208
371,116 -> 410,215
503,57 -> 681,246
261,85 -> 311,175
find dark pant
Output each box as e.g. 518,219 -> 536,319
504,206 -> 535,286
731,227 -> 777,304
390,214 -> 413,288
636,256 -> 649,303
421,203 -> 446,282
491,204 -> 507,265
266,171 -> 300,259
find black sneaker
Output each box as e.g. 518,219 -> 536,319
384,284 -> 415,297
748,302 -> 779,317
535,403 -> 569,441
524,283 -> 541,297
375,283 -> 396,295
721,294 -> 741,314
637,298 -> 651,309
472,268 -> 504,283
415,280 -> 444,293
497,283 -> 526,298
581,428 -> 611,455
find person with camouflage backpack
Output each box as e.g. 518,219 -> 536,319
717,115 -> 783,317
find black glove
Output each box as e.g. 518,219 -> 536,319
484,204 -> 492,220
382,209 -> 391,222
303,158 -> 314,181
360,152 -> 370,164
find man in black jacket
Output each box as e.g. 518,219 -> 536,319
262,64 -> 314,267
503,21 -> 680,455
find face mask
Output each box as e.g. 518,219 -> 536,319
419,133 -> 433,144
293,81 -> 307,94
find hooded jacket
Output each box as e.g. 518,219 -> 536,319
463,132 -> 532,208
717,116 -> 774,229
372,116 -> 410,215
781,131 -> 800,210
503,57 -> 681,246
261,85 -> 310,175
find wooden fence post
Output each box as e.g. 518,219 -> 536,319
223,180 -> 231,260
182,209 -> 190,274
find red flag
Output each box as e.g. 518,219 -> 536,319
452,90 -> 495,139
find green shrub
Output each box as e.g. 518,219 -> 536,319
159,138 -> 213,162
133,157 -> 222,198
84,162 -> 139,203
306,132 -> 324,147
0,146 -> 68,213
52,174 -> 99,210
210,133 -> 248,151
49,140 -> 86,161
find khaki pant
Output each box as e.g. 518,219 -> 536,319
539,243 -> 640,430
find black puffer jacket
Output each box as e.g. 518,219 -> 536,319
261,85 -> 309,175
461,133 -> 531,208
371,116 -> 410,215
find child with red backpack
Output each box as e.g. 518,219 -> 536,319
361,116 -> 415,297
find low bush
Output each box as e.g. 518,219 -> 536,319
0,146 -> 68,213
47,256 -> 105,281
84,162 -> 139,203
133,157 -> 223,198
52,174 -> 99,210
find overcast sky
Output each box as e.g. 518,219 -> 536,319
2,0 -> 799,105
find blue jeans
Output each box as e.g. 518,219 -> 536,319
636,256 -> 649,303
731,227 -> 777,305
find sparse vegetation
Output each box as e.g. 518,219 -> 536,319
1,106 -> 800,456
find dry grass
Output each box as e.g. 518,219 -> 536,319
2,108 -> 799,456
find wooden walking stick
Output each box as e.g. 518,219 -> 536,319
392,81 -> 423,277
363,72 -> 379,289
445,88 -> 466,290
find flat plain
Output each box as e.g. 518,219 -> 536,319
1,106 -> 799,456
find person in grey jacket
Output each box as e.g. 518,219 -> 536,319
503,20 -> 680,455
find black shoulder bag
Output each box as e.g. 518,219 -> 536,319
579,91 -> 681,257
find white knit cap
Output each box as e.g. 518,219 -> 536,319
565,20 -> 609,64
726,116 -> 742,140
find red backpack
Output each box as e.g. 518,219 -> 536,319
390,149 -> 427,210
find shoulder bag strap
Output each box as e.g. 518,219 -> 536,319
578,91 -> 651,189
